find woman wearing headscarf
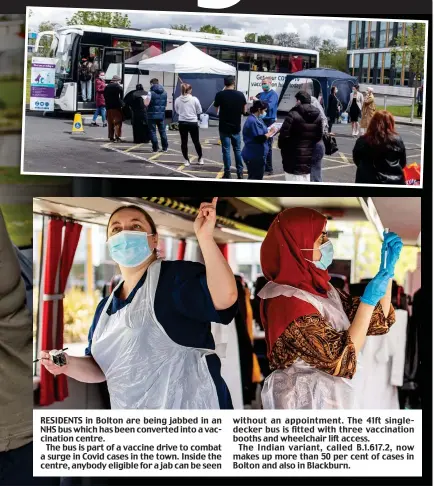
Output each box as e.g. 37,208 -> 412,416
258,207 -> 403,409
124,84 -> 151,144
360,87 -> 376,135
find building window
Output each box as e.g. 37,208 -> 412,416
394,55 -> 403,85
361,54 -> 369,82
383,52 -> 391,84
354,54 -> 361,78
370,21 -> 378,48
368,53 -> 375,83
379,22 -> 387,48
356,21 -> 363,49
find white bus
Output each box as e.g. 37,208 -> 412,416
34,25 -> 319,113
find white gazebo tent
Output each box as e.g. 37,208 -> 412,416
138,41 -> 236,75
139,42 -> 236,123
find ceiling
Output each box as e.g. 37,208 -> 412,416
33,196 -> 421,247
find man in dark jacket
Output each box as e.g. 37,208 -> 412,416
103,75 -> 124,142
277,91 -> 323,181
147,78 -> 169,153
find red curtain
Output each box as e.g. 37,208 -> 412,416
39,219 -> 82,406
177,239 -> 186,260
218,243 -> 229,261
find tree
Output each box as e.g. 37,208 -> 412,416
66,11 -> 131,29
320,39 -> 339,56
245,33 -> 274,44
307,35 -> 322,50
38,21 -> 60,32
198,25 -> 224,35
170,24 -> 192,31
320,47 -> 347,71
274,32 -> 300,47
391,23 -> 426,112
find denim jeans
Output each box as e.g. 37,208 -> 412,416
219,132 -> 243,175
93,106 -> 106,123
310,140 -> 325,182
81,80 -> 92,101
149,120 -> 168,151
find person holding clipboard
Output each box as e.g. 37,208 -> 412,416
241,100 -> 279,180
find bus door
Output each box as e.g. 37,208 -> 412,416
102,47 -> 125,87
237,62 -> 251,101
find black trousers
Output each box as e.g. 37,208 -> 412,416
178,121 -> 203,160
417,103 -> 423,117
245,157 -> 266,180
0,442 -> 58,485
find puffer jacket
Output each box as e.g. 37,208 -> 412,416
0,210 -> 32,452
147,84 -> 168,120
353,135 -> 407,185
278,103 -> 323,174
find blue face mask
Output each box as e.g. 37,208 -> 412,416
107,230 -> 154,268
302,240 -> 334,270
259,112 -> 267,119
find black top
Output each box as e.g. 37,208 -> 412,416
327,94 -> 339,119
278,103 -> 323,175
103,83 -> 124,110
353,135 -> 407,185
214,89 -> 246,134
85,260 -> 238,409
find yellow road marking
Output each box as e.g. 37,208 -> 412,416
124,143 -> 144,153
339,152 -> 350,164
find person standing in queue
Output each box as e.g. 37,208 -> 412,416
416,85 -> 423,118
278,91 -> 323,182
254,77 -> 279,176
174,83 -> 204,166
147,78 -> 169,153
327,86 -> 339,135
310,95 -> 328,183
91,71 -> 107,128
40,199 -> 239,410
353,110 -> 407,185
360,87 -> 376,135
346,84 -> 364,137
213,75 -> 247,179
241,100 -> 277,180
104,74 -> 124,143
124,84 -> 151,144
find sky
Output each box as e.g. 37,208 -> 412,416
28,8 -> 349,46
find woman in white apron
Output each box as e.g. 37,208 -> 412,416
40,198 -> 238,409
258,207 -> 403,409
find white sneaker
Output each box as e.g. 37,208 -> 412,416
198,158 -> 204,165
184,159 -> 190,167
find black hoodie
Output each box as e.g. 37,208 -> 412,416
278,103 -> 323,174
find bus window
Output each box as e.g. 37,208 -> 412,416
113,38 -> 162,63
208,47 -> 221,60
302,55 -> 310,70
221,48 -> 236,62
279,55 -> 290,73
196,45 -> 208,54
165,42 -> 182,52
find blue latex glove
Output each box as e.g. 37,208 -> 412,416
360,269 -> 391,307
380,231 -> 403,277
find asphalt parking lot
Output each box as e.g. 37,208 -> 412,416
22,113 -> 423,184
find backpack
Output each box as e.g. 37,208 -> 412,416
80,64 -> 92,81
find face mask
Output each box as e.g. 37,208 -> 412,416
262,84 -> 270,91
259,112 -> 267,118
301,240 -> 334,270
107,230 -> 154,268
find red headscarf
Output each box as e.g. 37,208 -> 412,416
260,207 -> 331,356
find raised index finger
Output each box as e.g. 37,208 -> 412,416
212,197 -> 218,208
